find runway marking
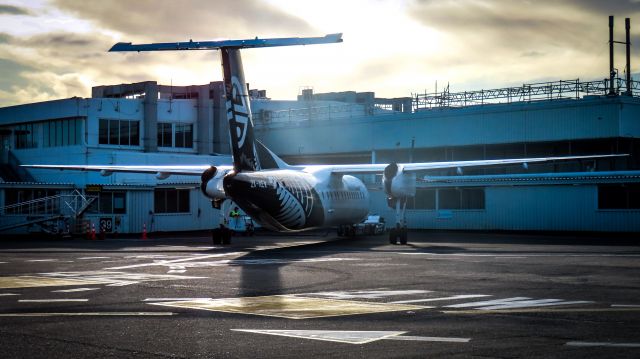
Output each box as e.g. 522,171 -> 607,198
0,312 -> 176,317
19,299 -> 89,303
110,256 -> 359,272
52,287 -> 100,293
108,253 -> 245,270
143,298 -> 212,302
445,297 -> 592,310
385,335 -> 470,343
233,329 -> 406,344
26,259 -> 57,262
0,261 -> 7,264
0,293 -> 20,296
232,330 -> 470,344
36,271 -> 205,287
148,295 -> 426,319
566,341 -> 640,348
77,257 -> 110,260
307,290 -> 432,300
0,276 -> 101,289
612,304 -> 640,308
392,294 -> 492,304
400,253 -> 640,258
442,308 -> 640,314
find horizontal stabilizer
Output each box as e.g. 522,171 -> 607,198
109,34 -> 343,52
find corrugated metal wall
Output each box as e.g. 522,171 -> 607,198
370,185 -> 640,232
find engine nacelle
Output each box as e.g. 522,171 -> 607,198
382,163 -> 416,207
200,166 -> 228,200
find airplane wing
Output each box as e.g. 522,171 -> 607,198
321,154 -> 626,175
23,164 -> 233,176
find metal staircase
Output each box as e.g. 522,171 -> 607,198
0,190 -> 97,235
0,151 -> 35,182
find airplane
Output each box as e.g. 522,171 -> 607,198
24,34 -> 626,244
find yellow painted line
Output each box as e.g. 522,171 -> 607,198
442,307 -> 640,314
0,276 -> 102,289
0,312 -> 176,317
149,295 -> 426,319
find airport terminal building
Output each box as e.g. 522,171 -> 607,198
1,78 -> 640,235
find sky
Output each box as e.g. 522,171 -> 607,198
1,0 -> 640,107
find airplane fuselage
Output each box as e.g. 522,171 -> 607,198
223,169 -> 369,232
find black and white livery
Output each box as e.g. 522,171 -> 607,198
25,34 -> 625,243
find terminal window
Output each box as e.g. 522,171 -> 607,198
158,123 -> 193,149
408,189 -> 436,210
439,188 -> 485,210
598,184 -> 640,209
88,191 -> 126,214
158,123 -> 172,147
14,123 -> 37,149
99,119 -> 140,146
43,118 -> 82,147
154,188 -> 190,213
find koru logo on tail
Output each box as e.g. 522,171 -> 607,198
226,76 -> 249,148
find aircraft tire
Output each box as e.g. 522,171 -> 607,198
212,229 -> 222,245
400,229 -> 407,245
389,229 -> 398,245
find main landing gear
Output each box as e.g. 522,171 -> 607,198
212,224 -> 231,245
389,224 -> 408,245
388,196 -> 409,245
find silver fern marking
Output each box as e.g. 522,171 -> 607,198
272,176 -> 315,229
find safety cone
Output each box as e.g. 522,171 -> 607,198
142,223 -> 148,240
91,223 -> 96,240
85,222 -> 91,240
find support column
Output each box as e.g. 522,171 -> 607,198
197,85 -> 213,154
143,82 -> 158,152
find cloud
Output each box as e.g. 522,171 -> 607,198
0,32 -> 12,44
0,4 -> 30,15
53,0 -> 314,41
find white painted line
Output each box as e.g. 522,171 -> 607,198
143,298 -> 212,302
77,257 -> 110,260
309,290 -> 432,300
385,335 -> 470,343
0,312 -> 176,317
400,253 -> 640,258
107,252 -> 245,270
611,304 -> 640,308
19,299 -> 89,303
392,294 -> 491,304
167,270 -> 187,274
0,261 -> 8,264
477,300 -> 593,310
445,297 -> 531,308
0,293 -> 20,296
566,341 -> 640,348
52,288 -> 100,293
232,329 -> 407,344
26,259 -> 57,262
445,297 -> 593,310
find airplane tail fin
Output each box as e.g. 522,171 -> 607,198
221,48 -> 261,171
109,33 -> 343,172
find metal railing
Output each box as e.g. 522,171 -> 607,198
413,77 -> 640,110
1,190 -> 96,217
